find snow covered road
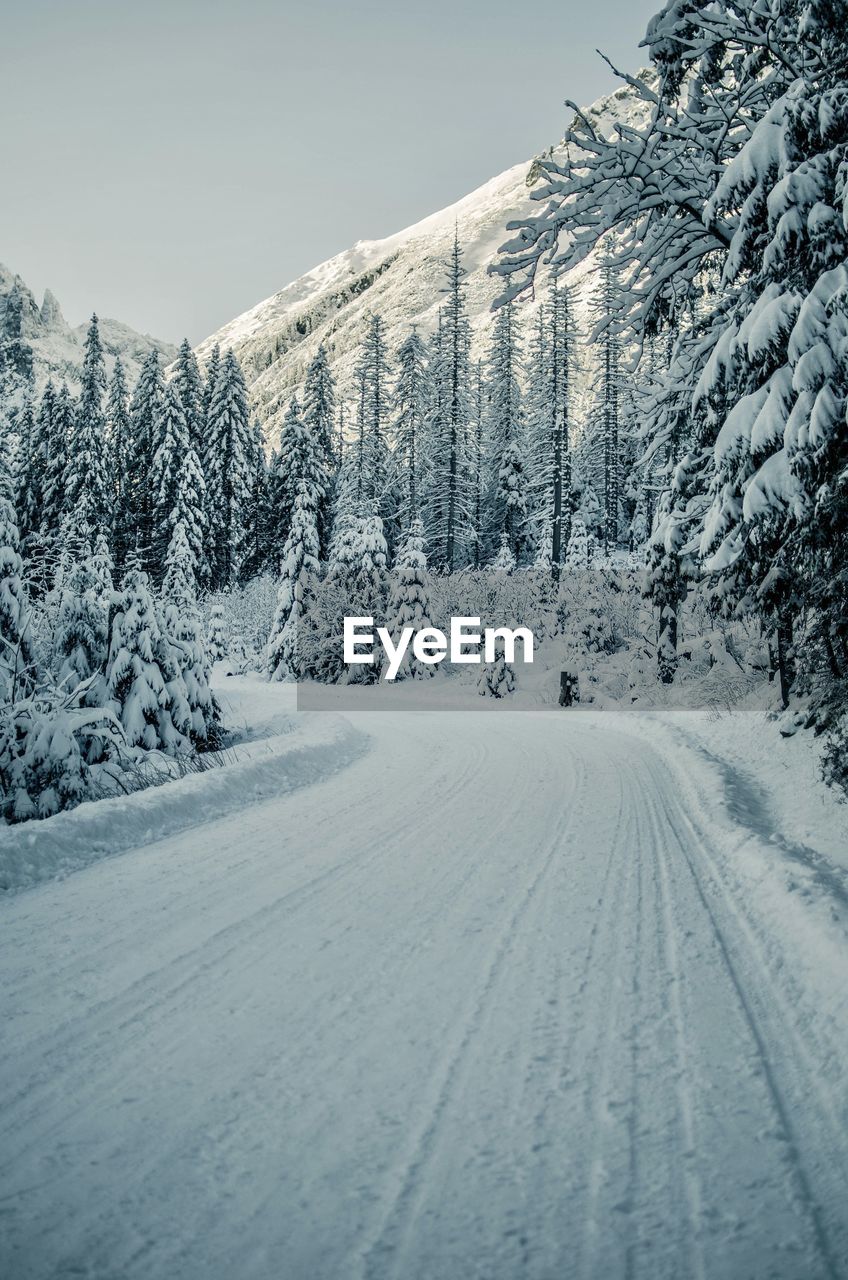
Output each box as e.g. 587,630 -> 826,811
2,700 -> 848,1279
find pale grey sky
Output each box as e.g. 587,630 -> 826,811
2,0 -> 659,344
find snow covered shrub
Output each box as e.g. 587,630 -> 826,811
207,601 -> 228,662
0,489 -> 36,702
54,556 -> 109,702
0,680 -> 130,822
477,638 -> 516,698
822,713 -> 848,798
490,534 -> 516,574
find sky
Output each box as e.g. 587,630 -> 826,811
1,0 -> 659,345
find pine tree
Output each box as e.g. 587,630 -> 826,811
126,350 -> 165,573
302,343 -> 336,557
486,299 -> 528,560
150,380 -> 207,588
351,315 -> 391,518
593,260 -> 623,554
477,637 -> 516,698
107,357 -> 132,567
392,328 -> 429,525
271,396 -> 327,570
150,380 -> 190,578
54,552 -> 109,703
267,483 -> 321,681
468,360 -> 486,568
345,509 -> 388,683
564,516 -> 589,571
173,338 -> 204,455
107,568 -> 187,754
383,518 -> 434,680
435,233 -> 471,569
272,396 -> 306,562
90,528 -> 115,604
67,315 -> 111,536
41,382 -> 75,566
161,519 -> 219,750
207,601 -> 228,663
204,349 -> 254,588
0,481 -> 36,703
241,419 -> 271,581
547,280 -> 576,573
490,532 -> 516,574
14,387 -> 44,569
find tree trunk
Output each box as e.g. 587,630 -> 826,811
776,615 -> 793,710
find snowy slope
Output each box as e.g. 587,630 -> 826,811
0,262 -> 177,392
196,80 -> 652,441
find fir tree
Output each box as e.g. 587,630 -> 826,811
207,601 -> 228,663
54,552 -> 109,703
68,315 -> 111,536
161,519 -> 219,750
267,483 -> 321,681
383,518 -> 434,681
432,233 -> 471,569
107,568 -> 187,754
564,516 -> 589,571
241,420 -> 271,581
126,350 -> 165,573
204,350 -> 254,588
173,338 -> 204,455
107,357 -> 132,566
0,481 -> 36,702
392,328 -> 429,523
42,382 -> 75,560
302,343 -> 336,557
477,637 -> 516,698
150,380 -> 191,578
486,299 -> 528,559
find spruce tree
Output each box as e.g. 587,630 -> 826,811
107,357 -> 132,567
383,518 -> 433,680
240,419 -> 270,581
107,568 -> 187,754
431,233 -> 471,569
302,343 -> 336,557
392,328 -> 429,525
54,552 -> 109,703
126,350 -> 165,573
0,480 -> 35,702
267,483 -> 321,681
40,383 -> 74,565
204,350 -> 253,588
161,519 -> 219,750
14,387 -> 44,569
486,300 -> 528,559
68,315 -> 111,537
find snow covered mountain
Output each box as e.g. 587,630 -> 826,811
197,79 -> 652,440
0,263 -> 177,392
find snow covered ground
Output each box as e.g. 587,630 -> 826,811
2,677 -> 848,1279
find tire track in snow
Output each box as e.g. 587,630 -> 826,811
356,746 -> 588,1280
646,757 -> 845,1280
575,775 -> 640,1280
0,730 -> 492,1168
639,775 -> 707,1280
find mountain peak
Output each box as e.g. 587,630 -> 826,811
196,76 -> 650,443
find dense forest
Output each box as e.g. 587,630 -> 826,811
0,0 -> 845,821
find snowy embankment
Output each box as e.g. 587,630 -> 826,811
0,676 -> 369,894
